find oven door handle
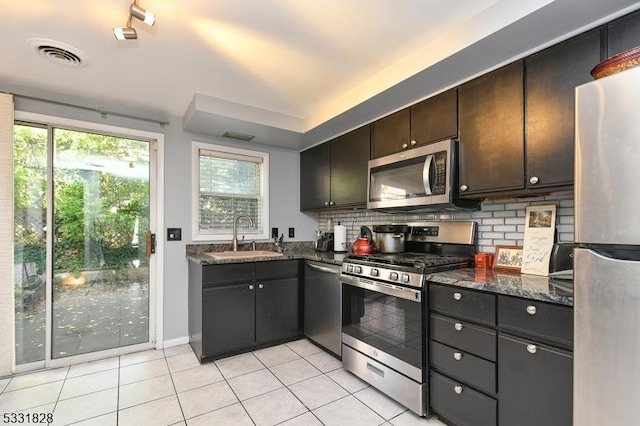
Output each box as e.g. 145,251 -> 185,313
340,274 -> 422,302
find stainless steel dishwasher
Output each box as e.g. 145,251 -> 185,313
304,260 -> 342,357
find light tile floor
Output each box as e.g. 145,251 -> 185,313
0,339 -> 446,426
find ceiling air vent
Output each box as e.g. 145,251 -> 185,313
222,131 -> 255,141
28,38 -> 88,68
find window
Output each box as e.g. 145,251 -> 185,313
193,142 -> 269,241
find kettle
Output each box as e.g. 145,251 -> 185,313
352,226 -> 376,254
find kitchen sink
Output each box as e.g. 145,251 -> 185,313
204,250 -> 284,260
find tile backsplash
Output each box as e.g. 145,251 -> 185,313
318,192 -> 574,253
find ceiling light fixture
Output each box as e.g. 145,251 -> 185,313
113,0 -> 155,40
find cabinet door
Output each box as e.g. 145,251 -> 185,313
498,334 -> 572,426
526,29 -> 600,189
371,108 -> 410,159
330,126 -> 370,207
300,142 -> 330,210
608,9 -> 640,57
202,283 -> 255,356
410,88 -> 457,147
255,277 -> 300,344
459,61 -> 524,196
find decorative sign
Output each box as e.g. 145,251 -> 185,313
521,205 -> 557,276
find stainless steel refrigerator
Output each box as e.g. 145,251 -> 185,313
574,65 -> 640,426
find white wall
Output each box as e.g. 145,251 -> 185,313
11,96 -> 318,342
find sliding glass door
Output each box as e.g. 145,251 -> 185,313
14,122 -> 155,366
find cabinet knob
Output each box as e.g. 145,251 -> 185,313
402,143 -> 409,149
453,292 -> 462,301
248,285 -> 254,290
454,323 -> 463,331
460,184 -> 468,192
410,140 -> 417,146
324,201 -> 330,206
453,386 -> 463,395
329,201 -> 335,206
529,176 -> 539,185
258,283 -> 264,289
453,352 -> 463,361
526,305 -> 537,315
527,344 -> 537,354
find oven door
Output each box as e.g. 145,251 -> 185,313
341,274 -> 425,382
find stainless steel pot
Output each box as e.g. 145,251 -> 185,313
373,225 -> 409,253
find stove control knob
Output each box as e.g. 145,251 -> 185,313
347,265 -> 354,273
389,272 -> 399,281
371,268 -> 379,277
354,266 -> 363,274
401,274 -> 410,283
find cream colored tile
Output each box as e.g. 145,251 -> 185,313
5,367 -> 68,392
313,395 -> 385,426
70,412 -> 118,426
289,375 -> 349,410
285,339 -> 323,357
215,353 -> 264,379
354,386 -> 407,420
178,381 -> 238,419
52,388 -> 118,425
118,395 -> 184,426
389,411 -> 446,426
253,344 -> 300,367
269,358 -> 321,386
119,358 -> 169,385
279,412 -> 324,426
164,344 -> 193,358
59,369 -> 119,400
242,388 -> 308,426
171,363 -> 224,393
166,352 -> 200,373
0,378 -> 10,393
305,351 -> 343,373
0,381 -> 63,413
187,403 -> 253,426
119,374 -> 176,409
326,368 -> 369,393
227,369 -> 283,401
120,349 -> 165,367
67,357 -> 120,378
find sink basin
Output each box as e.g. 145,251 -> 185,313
204,250 -> 284,260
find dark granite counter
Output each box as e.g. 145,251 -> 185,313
186,242 -> 347,266
427,268 -> 573,307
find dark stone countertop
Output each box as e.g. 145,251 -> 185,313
426,268 -> 573,307
186,241 -> 347,266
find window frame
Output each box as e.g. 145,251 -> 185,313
192,141 -> 269,242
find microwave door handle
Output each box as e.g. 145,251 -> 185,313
423,154 -> 434,195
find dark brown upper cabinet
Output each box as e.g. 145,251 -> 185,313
458,61 -> 525,197
525,29 -> 601,191
300,125 -> 370,211
371,88 -> 458,159
607,9 -> 640,57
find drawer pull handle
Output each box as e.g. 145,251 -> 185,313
454,323 -> 463,331
526,305 -> 537,315
527,344 -> 537,354
366,363 -> 385,377
454,385 -> 463,394
453,292 -> 462,301
453,352 -> 463,361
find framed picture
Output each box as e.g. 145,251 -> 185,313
493,245 -> 523,272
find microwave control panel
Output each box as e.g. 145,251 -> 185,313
432,151 -> 447,195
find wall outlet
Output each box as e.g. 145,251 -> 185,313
167,228 -> 182,241
271,227 -> 278,238
289,227 -> 295,238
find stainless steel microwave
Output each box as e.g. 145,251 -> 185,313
367,139 -> 479,211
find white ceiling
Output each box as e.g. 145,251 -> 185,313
1,0 -> 640,150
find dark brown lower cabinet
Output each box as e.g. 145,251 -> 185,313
430,371 -> 497,426
498,333 -> 573,426
255,277 -> 299,344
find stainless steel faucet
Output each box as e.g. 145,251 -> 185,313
232,214 -> 254,251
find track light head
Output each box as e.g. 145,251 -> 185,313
113,27 -> 137,40
130,3 -> 155,26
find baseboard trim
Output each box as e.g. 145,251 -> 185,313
162,336 -> 189,349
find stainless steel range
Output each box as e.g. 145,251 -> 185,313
340,221 -> 476,416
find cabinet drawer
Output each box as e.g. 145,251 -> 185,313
430,284 -> 496,326
202,263 -> 255,285
256,260 -> 299,280
430,340 -> 496,395
430,314 -> 496,361
498,295 -> 573,348
430,370 -> 497,426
